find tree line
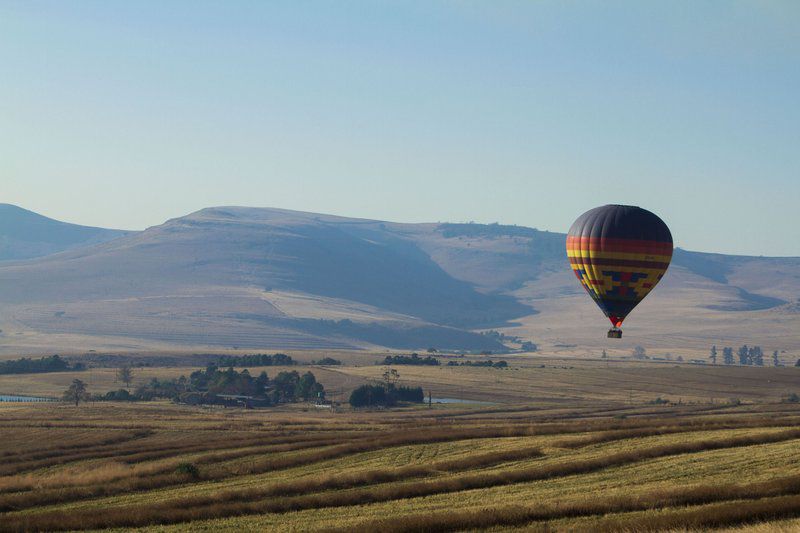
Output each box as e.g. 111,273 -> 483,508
349,367 -> 425,408
708,345 -> 780,366
0,355 -> 85,375
349,384 -> 424,407
66,365 -> 324,407
447,360 -> 508,368
215,353 -> 296,367
381,353 -> 440,366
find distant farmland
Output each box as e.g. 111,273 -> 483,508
3,360 -> 800,533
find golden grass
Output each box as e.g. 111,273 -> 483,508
3,359 -> 800,532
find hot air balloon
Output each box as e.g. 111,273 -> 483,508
566,205 -> 673,338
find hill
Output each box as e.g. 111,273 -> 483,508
0,205 -> 798,355
0,204 -> 131,261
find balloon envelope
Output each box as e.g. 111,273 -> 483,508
566,205 -> 673,327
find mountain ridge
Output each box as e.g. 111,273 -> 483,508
0,203 -> 132,262
0,204 -> 798,355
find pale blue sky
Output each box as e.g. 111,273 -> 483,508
1,1 -> 798,256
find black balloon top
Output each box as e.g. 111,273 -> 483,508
567,205 -> 672,244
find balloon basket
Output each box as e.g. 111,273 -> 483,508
607,328 -> 623,339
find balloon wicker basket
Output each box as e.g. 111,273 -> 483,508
607,328 -> 623,339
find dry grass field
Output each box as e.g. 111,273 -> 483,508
1,353 -> 800,531
2,351 -> 797,404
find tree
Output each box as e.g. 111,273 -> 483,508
63,379 -> 88,406
601,350 -> 607,359
709,345 -> 717,365
382,367 -> 400,388
296,371 -> 324,401
271,370 -> 301,403
521,341 -> 538,352
632,346 -> 647,360
795,358 -> 800,368
349,384 -> 390,408
116,365 -> 134,390
750,346 -> 764,367
255,371 -> 269,392
773,350 -> 780,367
737,345 -> 750,365
723,347 -> 734,365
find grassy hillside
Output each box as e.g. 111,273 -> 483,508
3,353 -> 799,405
0,204 -> 130,261
0,206 -> 799,354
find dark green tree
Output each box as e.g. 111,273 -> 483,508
723,347 -> 734,365
382,367 -> 400,388
116,365 -> 134,389
709,345 -> 717,365
297,371 -> 324,401
737,345 -> 750,365
750,346 -> 764,366
349,384 -> 390,407
63,379 -> 88,406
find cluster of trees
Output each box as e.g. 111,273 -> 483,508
476,331 -> 535,352
270,370 -> 325,402
216,353 -> 296,367
312,357 -> 342,365
0,355 -> 85,375
627,347 -> 688,362
709,345 -> 779,366
71,365 -> 324,407
381,353 -> 440,366
481,329 -> 515,343
446,360 -> 508,368
349,367 -> 425,408
349,384 -> 424,407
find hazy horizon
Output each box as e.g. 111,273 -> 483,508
2,2 -> 799,256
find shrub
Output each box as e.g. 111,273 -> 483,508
103,389 -> 134,401
175,463 -> 200,479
